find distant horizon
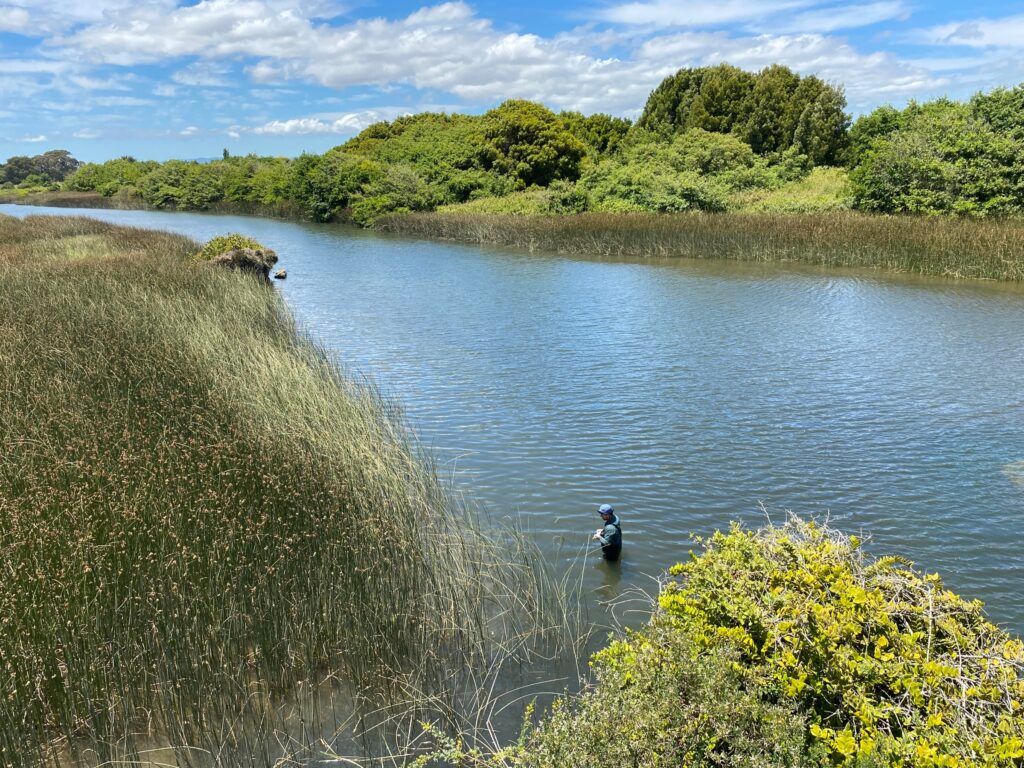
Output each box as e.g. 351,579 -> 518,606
2,0 -> 1023,163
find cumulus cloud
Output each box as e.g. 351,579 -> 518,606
251,110 -> 394,134
73,128 -> 101,138
20,134 -> 48,142
179,125 -> 200,135
637,31 -> 943,108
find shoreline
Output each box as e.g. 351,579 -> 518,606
6,190 -> 1024,283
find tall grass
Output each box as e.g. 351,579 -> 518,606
0,215 -> 567,766
378,210 -> 1024,281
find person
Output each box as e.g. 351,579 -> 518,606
593,503 -> 622,561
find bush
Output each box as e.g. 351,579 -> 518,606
192,233 -> 268,261
417,518 -> 1024,768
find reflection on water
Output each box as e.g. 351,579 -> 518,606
5,204 -> 1023,636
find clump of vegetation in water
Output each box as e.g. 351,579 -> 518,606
192,231 -> 268,260
0,214 -> 559,767
417,518 -> 1024,768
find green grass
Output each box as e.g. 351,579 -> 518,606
378,209 -> 1024,281
0,214 -> 562,766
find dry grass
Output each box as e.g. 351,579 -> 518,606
0,214 -> 567,767
377,210 -> 1024,282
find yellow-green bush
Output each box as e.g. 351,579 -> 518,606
656,519 -> 1024,767
415,519 -> 1023,768
192,232 -> 268,261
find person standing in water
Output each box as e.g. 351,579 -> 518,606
593,503 -> 622,561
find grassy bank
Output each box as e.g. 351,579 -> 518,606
377,210 -> 1024,282
0,215 -> 559,766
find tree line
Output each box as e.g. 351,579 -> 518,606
16,64 -> 1024,221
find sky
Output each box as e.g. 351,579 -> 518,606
2,0 -> 1024,162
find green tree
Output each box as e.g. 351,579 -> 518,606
637,64 -> 849,165
848,105 -> 904,167
850,100 -> 1024,215
559,111 -> 632,158
480,100 -> 586,188
971,83 -> 1024,139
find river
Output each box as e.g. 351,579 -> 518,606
6,204 -> 1024,635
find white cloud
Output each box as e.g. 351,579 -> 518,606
73,128 -> 101,138
179,125 -> 200,135
921,14 -> 1024,49
0,7 -> 32,32
153,83 -> 179,97
637,31 -> 944,108
771,1 -> 909,34
20,134 -> 48,142
251,110 -> 393,134
599,0 -> 816,27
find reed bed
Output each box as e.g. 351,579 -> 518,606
0,215 -> 569,766
377,211 -> 1024,281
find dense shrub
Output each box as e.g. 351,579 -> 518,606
850,101 -> 1024,216
416,519 -> 1023,768
192,232 -> 268,261
582,130 -> 785,212
481,100 -> 587,189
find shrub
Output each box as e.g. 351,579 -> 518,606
192,233 -> 268,261
415,518 -> 1023,768
850,100 -> 1024,216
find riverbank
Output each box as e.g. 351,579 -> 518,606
377,210 -> 1024,282
9,191 -> 1024,283
0,213 -> 558,766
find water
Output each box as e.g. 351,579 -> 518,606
6,204 -> 1024,634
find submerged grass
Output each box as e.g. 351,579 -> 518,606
378,210 -> 1024,282
0,214 -> 569,766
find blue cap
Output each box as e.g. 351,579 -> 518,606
598,504 -> 614,515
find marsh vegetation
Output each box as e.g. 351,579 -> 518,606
0,214 -> 572,766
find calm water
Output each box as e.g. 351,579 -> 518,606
7,204 -> 1024,634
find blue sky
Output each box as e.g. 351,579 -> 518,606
2,0 -> 1023,162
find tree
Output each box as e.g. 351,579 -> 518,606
850,100 -> 1024,215
637,64 -> 849,165
480,100 -> 586,188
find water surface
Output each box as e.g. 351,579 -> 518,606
6,204 -> 1023,633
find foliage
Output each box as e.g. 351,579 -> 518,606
1,149 -> 80,184
971,85 -> 1024,140
192,232 -> 268,261
0,214 -> 557,766
850,99 -> 1024,216
413,519 -> 1023,768
558,111 -> 633,158
848,106 -> 904,168
636,64 -> 849,165
656,519 -> 1024,767
582,130 -> 783,213
480,100 -> 587,188
348,163 -> 441,226
731,167 -> 851,213
65,156 -> 160,195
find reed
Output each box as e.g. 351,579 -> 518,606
0,214 -> 564,766
377,210 -> 1024,282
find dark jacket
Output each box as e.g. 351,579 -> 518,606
597,513 -> 622,561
